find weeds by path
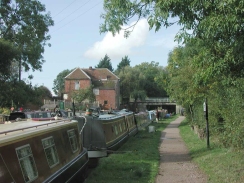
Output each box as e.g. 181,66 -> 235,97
179,119 -> 244,183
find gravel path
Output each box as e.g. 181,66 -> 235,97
155,116 -> 208,183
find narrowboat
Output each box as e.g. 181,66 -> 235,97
134,110 -> 156,129
8,111 -> 55,121
74,109 -> 138,159
0,118 -> 88,182
7,109 -> 74,122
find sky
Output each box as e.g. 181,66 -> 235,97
22,0 -> 181,95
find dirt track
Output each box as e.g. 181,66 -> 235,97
155,116 -> 207,183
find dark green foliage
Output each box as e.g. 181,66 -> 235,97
0,81 -> 51,108
53,69 -> 72,96
118,62 -> 168,104
135,62 -> 168,97
37,85 -> 52,99
71,85 -> 96,103
167,42 -> 244,150
0,0 -> 53,110
101,0 -> 244,79
0,39 -> 19,80
0,0 -> 53,79
95,54 -> 114,72
115,55 -> 131,74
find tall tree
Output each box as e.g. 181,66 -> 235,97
135,61 -> 167,97
100,0 -> 244,81
118,66 -> 146,102
53,69 -> 72,96
0,0 -> 54,81
38,85 -> 52,100
115,55 -> 131,74
95,54 -> 114,72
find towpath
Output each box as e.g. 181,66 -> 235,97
155,116 -> 207,183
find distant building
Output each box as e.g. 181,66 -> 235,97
64,67 -> 120,110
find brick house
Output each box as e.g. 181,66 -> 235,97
64,67 -> 120,110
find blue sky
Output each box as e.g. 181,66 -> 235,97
22,0 -> 181,95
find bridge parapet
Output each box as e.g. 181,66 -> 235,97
145,97 -> 175,103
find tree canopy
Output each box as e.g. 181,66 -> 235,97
100,0 -> 244,81
117,61 -> 167,104
0,39 -> 19,81
0,80 -> 51,109
118,65 -> 145,103
115,55 -> 131,74
135,61 -> 167,97
95,54 -> 114,71
53,69 -> 72,96
0,0 -> 54,80
71,86 -> 96,104
0,0 -> 66,110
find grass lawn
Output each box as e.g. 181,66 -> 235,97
179,119 -> 244,183
85,115 -> 179,183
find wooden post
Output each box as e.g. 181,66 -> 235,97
203,98 -> 210,148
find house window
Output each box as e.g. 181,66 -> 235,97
104,100 -> 108,105
93,88 -> 99,95
16,144 -> 38,183
42,136 -> 59,168
67,129 -> 78,153
75,81 -> 80,90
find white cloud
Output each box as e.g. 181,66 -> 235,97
84,19 -> 149,60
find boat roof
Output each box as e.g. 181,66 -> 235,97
98,110 -> 133,120
0,119 -> 77,147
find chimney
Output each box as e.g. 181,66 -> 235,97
89,66 -> 92,70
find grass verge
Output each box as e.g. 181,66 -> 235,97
85,115 -> 179,183
179,119 -> 244,183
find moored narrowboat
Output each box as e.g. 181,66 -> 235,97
74,109 -> 138,159
8,111 -> 55,121
0,118 -> 88,182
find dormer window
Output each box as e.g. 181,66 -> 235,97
75,81 -> 80,90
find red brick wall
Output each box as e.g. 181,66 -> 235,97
96,89 -> 116,110
65,79 -> 91,100
65,79 -> 120,109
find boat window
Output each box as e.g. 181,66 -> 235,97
42,137 -> 59,168
34,113 -> 39,118
119,124 -> 122,133
26,114 -> 32,118
123,122 -> 126,130
67,129 -> 79,153
42,112 -> 48,118
16,144 -> 38,183
38,113 -> 43,118
47,112 -> 51,118
114,125 -> 118,135
31,113 -> 35,118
